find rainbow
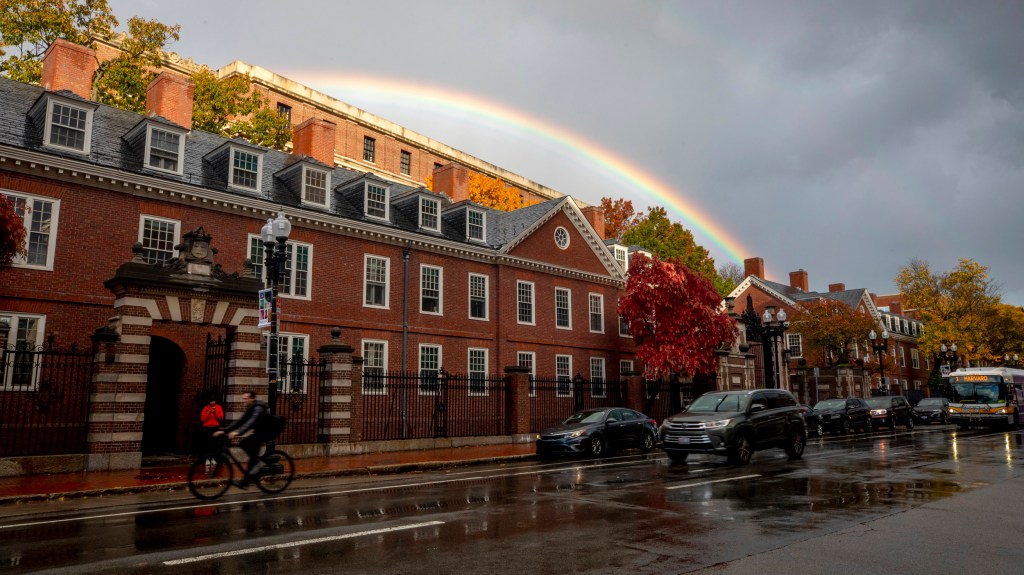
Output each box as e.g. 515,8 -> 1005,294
288,71 -> 750,267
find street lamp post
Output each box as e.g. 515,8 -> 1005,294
870,329 -> 889,394
761,306 -> 790,389
261,211 -> 292,414
939,343 -> 958,373
1003,353 -> 1019,367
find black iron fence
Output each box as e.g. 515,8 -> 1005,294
362,369 -> 511,440
529,376 -> 628,432
0,337 -> 94,457
276,353 -> 326,445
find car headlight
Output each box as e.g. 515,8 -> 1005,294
996,407 -> 1014,414
870,409 -> 887,416
568,430 -> 586,438
700,419 -> 731,429
949,406 -> 961,413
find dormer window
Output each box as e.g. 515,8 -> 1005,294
420,197 -> 440,231
365,183 -> 389,220
39,96 -> 95,154
302,166 -> 330,207
467,209 -> 485,242
230,147 -> 262,191
145,125 -> 185,174
613,246 -> 627,269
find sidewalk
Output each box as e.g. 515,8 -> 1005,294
0,442 -> 537,505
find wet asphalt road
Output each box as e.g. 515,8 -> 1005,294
1,424 -> 1022,574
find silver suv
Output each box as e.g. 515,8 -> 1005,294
659,389 -> 807,465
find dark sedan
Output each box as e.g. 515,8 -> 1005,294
813,397 -> 871,434
799,404 -> 824,437
536,407 -> 658,458
913,397 -> 950,424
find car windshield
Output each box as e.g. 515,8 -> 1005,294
814,399 -> 847,410
917,398 -> 944,407
688,393 -> 748,413
562,410 -> 606,425
951,383 -> 1005,404
864,398 -> 890,408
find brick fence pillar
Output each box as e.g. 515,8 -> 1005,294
505,366 -> 531,435
318,327 -> 359,446
224,311 -> 265,418
625,372 -> 645,414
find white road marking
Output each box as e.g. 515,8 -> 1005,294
161,521 -> 444,565
666,474 -> 761,490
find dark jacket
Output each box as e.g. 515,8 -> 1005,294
225,399 -> 270,437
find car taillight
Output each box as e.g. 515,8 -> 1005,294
649,419 -> 657,426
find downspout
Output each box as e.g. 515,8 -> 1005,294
402,242 -> 411,439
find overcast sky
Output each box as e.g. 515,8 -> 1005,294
109,0 -> 1024,306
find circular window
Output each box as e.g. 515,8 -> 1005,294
554,226 -> 570,249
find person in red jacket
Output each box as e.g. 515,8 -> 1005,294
199,397 -> 224,469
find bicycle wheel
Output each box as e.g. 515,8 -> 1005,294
187,453 -> 233,500
256,449 -> 295,494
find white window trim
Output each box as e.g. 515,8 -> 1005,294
1,312 -> 46,390
3,190 -> 59,271
144,123 -> 186,175
361,339 -> 388,395
247,234 -> 314,301
467,208 -> 486,242
420,264 -> 444,315
300,165 -> 332,209
42,96 -> 93,155
620,359 -> 634,378
618,314 -> 631,338
468,273 -> 489,321
613,245 -> 627,269
911,348 -> 920,369
363,254 -> 391,309
264,332 -> 309,393
228,145 -> 263,192
554,226 -> 570,249
138,215 -> 180,265
787,334 -> 803,358
590,357 -> 606,398
418,344 -> 442,396
589,293 -> 605,334
468,348 -> 489,397
519,351 -> 536,397
517,280 -> 535,326
419,196 -> 441,232
555,287 -> 572,330
364,182 -> 391,221
555,354 -> 573,398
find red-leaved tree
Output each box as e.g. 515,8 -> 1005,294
0,195 -> 27,267
618,253 -> 736,378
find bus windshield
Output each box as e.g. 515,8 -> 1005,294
950,382 -> 1006,404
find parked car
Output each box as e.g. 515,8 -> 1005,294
659,389 -> 806,465
913,397 -> 950,424
864,395 -> 915,431
536,407 -> 658,458
813,397 -> 871,435
799,404 -> 824,437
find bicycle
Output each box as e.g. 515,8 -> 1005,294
187,437 -> 295,500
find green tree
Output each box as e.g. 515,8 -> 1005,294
93,16 -> 180,113
896,258 -> 1001,365
191,68 -> 290,149
621,206 -> 725,294
982,303 -> 1024,363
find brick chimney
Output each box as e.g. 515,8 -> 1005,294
292,118 -> 336,166
890,301 -> 904,315
433,163 -> 470,202
744,257 -> 765,279
41,39 -> 97,99
789,269 -> 809,292
580,206 -> 605,240
146,72 -> 195,129
828,283 -> 846,293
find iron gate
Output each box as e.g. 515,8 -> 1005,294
196,333 -> 231,418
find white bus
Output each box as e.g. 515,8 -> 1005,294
947,366 -> 1024,429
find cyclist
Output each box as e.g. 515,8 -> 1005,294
213,391 -> 275,489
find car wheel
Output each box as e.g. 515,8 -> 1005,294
729,434 -> 753,466
906,416 -> 915,431
666,451 -> 689,463
784,426 -> 806,459
840,417 -> 851,435
587,434 -> 605,458
639,430 -> 656,453
814,422 -> 824,438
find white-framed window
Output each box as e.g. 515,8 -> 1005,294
556,354 -> 572,397
925,356 -> 931,371
363,136 -> 376,163
619,315 -> 630,337
420,265 -> 443,314
911,348 -> 920,369
42,97 -> 93,154
400,150 -> 411,175
554,226 -> 570,249
517,281 -> 535,325
619,360 -> 633,378
853,341 -> 861,360
362,340 -> 388,394
248,236 -> 313,299
139,215 -> 179,264
263,332 -> 308,393
787,334 -> 803,358
899,346 -> 906,367
468,348 -> 488,395
3,191 -> 59,270
589,293 -> 604,333
145,124 -> 185,174
302,166 -> 330,208
1,313 -> 45,390
419,344 -> 441,394
469,273 -> 488,320
230,147 -> 262,191
420,197 -> 440,231
555,287 -> 572,329
590,357 -> 606,397
613,246 -> 627,269
467,209 -> 486,242
364,255 -> 390,308
365,183 -> 390,220
518,351 -> 536,396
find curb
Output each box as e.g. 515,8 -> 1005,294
0,454 -> 535,507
